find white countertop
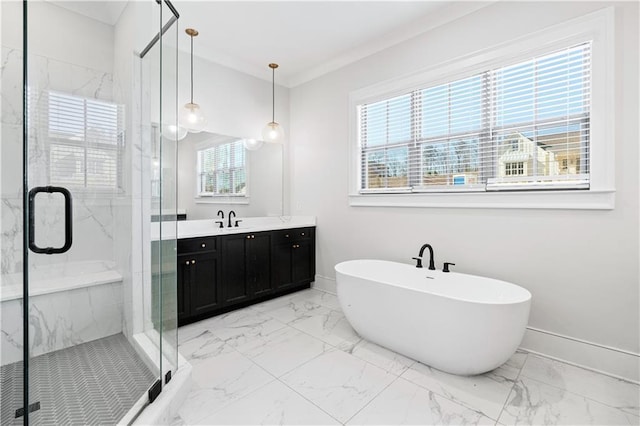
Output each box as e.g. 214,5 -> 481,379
151,216 -> 316,240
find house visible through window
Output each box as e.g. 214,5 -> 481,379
197,140 -> 246,196
47,91 -> 125,190
357,42 -> 591,193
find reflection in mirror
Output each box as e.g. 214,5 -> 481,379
177,132 -> 283,219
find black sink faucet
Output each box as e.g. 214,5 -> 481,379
228,210 -> 236,228
412,244 -> 436,270
216,210 -> 225,228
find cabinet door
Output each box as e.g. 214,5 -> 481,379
271,242 -> 293,290
220,235 -> 250,304
189,253 -> 221,317
177,255 -> 191,324
292,239 -> 314,284
250,233 -> 272,296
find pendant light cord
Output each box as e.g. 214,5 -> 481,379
272,66 -> 275,123
190,33 -> 194,104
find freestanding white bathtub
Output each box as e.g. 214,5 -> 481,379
335,259 -> 531,375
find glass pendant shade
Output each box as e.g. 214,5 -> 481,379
243,138 -> 264,151
164,123 -> 188,141
179,102 -> 206,133
261,121 -> 284,143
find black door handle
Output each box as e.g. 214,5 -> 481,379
28,186 -> 73,254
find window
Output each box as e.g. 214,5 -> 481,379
357,43 -> 591,194
505,162 -> 525,176
197,140 -> 246,196
47,91 -> 124,190
349,8 -> 615,209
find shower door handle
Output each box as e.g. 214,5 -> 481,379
28,186 -> 73,255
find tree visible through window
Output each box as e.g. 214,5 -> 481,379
197,140 -> 246,196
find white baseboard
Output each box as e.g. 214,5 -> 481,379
319,273 -> 639,383
312,274 -> 336,294
520,327 -> 639,383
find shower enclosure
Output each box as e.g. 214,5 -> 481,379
1,0 -> 180,424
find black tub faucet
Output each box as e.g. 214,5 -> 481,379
412,244 -> 436,270
228,210 -> 236,228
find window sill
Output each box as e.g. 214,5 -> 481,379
348,189 -> 615,210
195,196 -> 249,205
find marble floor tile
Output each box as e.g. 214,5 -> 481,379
251,291 -> 304,313
178,329 -> 235,364
208,307 -> 288,347
195,380 -> 340,425
296,288 -> 342,311
520,355 -> 640,416
169,414 -> 185,426
488,351 -> 529,384
178,349 -> 276,423
402,361 -> 515,420
289,309 -> 362,351
625,412 -> 640,425
347,377 -> 495,425
499,376 -> 634,425
234,325 -> 333,377
177,321 -> 212,344
281,349 -> 397,423
345,339 -> 415,376
260,296 -> 331,324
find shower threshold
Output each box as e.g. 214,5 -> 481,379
0,333 -> 155,425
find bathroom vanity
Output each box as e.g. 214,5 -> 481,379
154,217 -> 316,326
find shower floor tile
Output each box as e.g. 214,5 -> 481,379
175,288 -> 640,426
0,333 -> 155,426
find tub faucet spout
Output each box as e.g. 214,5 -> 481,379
416,244 -> 436,271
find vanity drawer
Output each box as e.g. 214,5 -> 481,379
178,236 -> 217,254
272,228 -> 313,245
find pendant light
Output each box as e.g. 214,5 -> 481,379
243,138 -> 264,151
179,28 -> 207,133
261,63 -> 284,143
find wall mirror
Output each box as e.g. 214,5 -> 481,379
177,131 -> 283,219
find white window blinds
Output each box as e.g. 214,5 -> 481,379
358,42 -> 591,193
47,91 -> 125,190
197,140 -> 246,196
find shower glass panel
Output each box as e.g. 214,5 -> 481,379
0,2 -> 26,424
0,1 -> 179,424
144,0 -> 180,383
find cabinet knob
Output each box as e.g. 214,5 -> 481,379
251,235 -> 255,239
185,261 -> 190,265
301,232 -> 305,236
191,260 -> 196,264
246,235 -> 251,239
285,234 -> 289,238
201,243 -> 206,248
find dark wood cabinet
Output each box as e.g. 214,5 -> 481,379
177,237 -> 220,324
178,227 -> 315,326
272,228 -> 315,290
220,232 -> 272,305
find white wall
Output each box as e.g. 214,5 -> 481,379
289,1 -> 639,380
175,51 -> 289,219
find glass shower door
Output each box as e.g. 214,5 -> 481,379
0,1 -> 179,424
21,1 -> 160,424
